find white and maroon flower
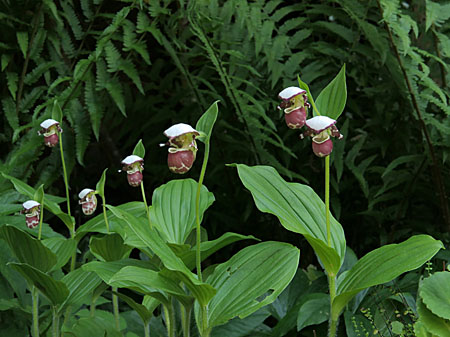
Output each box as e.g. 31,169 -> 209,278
121,155 -> 144,187
278,87 -> 310,129
300,116 -> 343,157
162,124 -> 199,174
22,200 -> 40,229
38,119 -> 62,147
78,188 -> 97,215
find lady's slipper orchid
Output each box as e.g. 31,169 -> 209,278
121,155 -> 144,187
300,116 -> 343,157
278,87 -> 310,129
22,200 -> 40,229
78,188 -> 97,215
38,119 -> 62,147
163,123 -> 199,174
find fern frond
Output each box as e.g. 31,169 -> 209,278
6,72 -> 18,100
118,59 -> 144,95
105,78 -> 126,116
24,61 -> 59,85
61,1 -> 83,40
84,71 -> 104,140
2,97 -> 19,130
105,41 -> 122,72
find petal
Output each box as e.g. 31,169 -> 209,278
40,119 -> 59,129
278,87 -> 306,100
23,200 -> 40,211
121,155 -> 144,165
164,123 -> 199,138
305,116 -> 336,132
78,188 -> 95,200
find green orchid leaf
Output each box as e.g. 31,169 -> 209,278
90,233 -> 132,262
0,225 -> 57,272
204,241 -> 300,328
132,139 -> 146,158
196,100 -> 219,143
51,100 -> 63,123
150,179 -> 215,244
95,168 -> 108,200
420,272 -> 450,320
42,237 -> 76,270
332,235 -> 443,320
60,268 -> 102,312
9,262 -> 69,305
235,164 -> 345,275
33,184 -> 44,205
2,173 -> 74,230
297,293 -> 329,331
315,64 -> 347,120
113,291 -> 154,325
106,205 -> 216,306
110,266 -> 193,307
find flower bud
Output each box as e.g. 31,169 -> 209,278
168,148 -> 196,174
121,155 -> 144,187
312,136 -> 333,157
38,119 -> 62,147
78,189 -> 97,215
285,107 -> 307,129
22,200 -> 40,229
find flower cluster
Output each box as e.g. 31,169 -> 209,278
163,123 -> 199,174
38,119 -> 62,147
22,200 -> 40,229
278,87 -> 343,157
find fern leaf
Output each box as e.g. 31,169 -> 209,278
123,20 -> 151,65
16,31 -> 28,58
119,59 -> 144,94
84,72 -> 104,140
59,27 -> 76,57
105,78 -> 126,117
6,72 -> 18,100
105,41 -> 122,72
24,61 -> 59,85
73,58 -> 92,81
19,87 -> 45,114
80,0 -> 94,20
95,59 -> 109,90
1,54 -> 12,71
61,1 -> 83,40
2,97 -> 19,130
29,28 -> 47,61
313,21 -> 356,43
67,99 -> 90,165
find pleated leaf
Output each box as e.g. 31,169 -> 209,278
60,268 -> 102,312
420,272 -> 450,320
9,262 -> 69,305
114,291 -> 154,325
90,233 -> 132,262
0,225 -> 57,272
110,266 -> 193,307
42,237 -> 76,270
205,241 -> 300,328
106,205 -> 216,306
332,235 -> 443,320
235,164 -> 345,275
150,179 -> 215,244
196,100 -> 219,143
315,64 -> 347,120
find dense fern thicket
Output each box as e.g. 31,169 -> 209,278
1,0 -> 449,262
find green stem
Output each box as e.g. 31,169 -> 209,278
163,303 -> 175,337
325,155 -> 331,246
140,181 -> 152,228
32,286 -> 39,337
102,197 -> 110,233
199,305 -> 210,337
328,275 -> 338,337
59,132 -> 76,271
52,306 -> 60,337
195,141 -> 210,281
144,321 -> 150,337
112,287 -> 120,331
38,199 -> 44,240
181,304 -> 192,337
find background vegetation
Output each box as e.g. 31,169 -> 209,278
1,0 -> 449,335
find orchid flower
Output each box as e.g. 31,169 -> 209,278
38,119 -> 62,147
162,123 -> 199,174
300,116 -> 343,157
22,200 -> 40,229
278,87 -> 310,129
121,155 -> 144,187
78,188 -> 97,215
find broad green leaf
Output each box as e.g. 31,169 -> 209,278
114,291 -> 154,324
296,293 -> 329,331
315,64 -> 347,120
42,237 -> 76,270
62,309 -> 125,337
9,263 -> 69,305
414,321 -> 433,337
181,232 -> 257,270
60,268 -> 102,312
95,168 -> 108,200
235,164 -> 345,275
297,75 -> 317,113
52,100 -> 63,123
417,298 -> 450,337
106,205 -> 216,306
211,308 -> 271,337
90,233 -> 132,262
0,225 -> 57,272
196,100 -> 219,143
132,139 -> 146,158
83,259 -> 158,284
110,266 -> 193,307
332,235 -> 443,320
150,179 -> 215,244
205,241 -> 300,328
420,272 -> 450,320
2,173 -> 73,230
33,184 -> 44,205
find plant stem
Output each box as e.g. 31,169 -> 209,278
163,303 -> 175,337
199,305 -> 210,337
325,156 -> 331,246
102,197 -> 110,233
112,286 -> 120,331
38,199 -> 44,240
32,286 -> 39,337
181,304 -> 192,337
328,275 -> 337,337
144,321 -> 150,337
195,141 -> 210,282
52,306 -> 60,337
140,181 -> 152,228
59,133 -> 76,271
